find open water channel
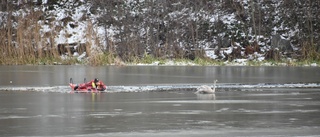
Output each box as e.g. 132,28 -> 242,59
0,65 -> 320,137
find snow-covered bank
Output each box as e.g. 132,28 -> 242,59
1,0 -> 320,66
128,59 -> 319,67
1,83 -> 320,93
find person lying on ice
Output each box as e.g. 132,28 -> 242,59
74,78 -> 107,91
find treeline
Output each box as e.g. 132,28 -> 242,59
90,0 -> 320,61
0,0 -> 319,65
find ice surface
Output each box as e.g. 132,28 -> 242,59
0,83 -> 319,93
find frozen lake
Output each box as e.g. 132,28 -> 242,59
0,65 -> 320,136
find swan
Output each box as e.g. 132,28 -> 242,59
195,80 -> 218,94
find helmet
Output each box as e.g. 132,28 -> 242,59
94,78 -> 99,83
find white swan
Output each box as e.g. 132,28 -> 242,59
195,80 -> 218,94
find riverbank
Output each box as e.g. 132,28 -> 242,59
5,60 -> 320,67
32,58 -> 320,67
129,59 -> 320,67
2,54 -> 319,67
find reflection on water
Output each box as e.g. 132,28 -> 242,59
1,66 -> 320,136
196,94 -> 216,100
1,66 -> 320,87
0,89 -> 320,136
